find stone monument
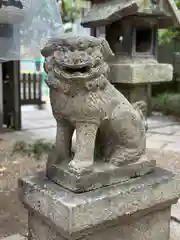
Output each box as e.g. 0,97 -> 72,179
19,36 -> 180,240
81,0 -> 180,115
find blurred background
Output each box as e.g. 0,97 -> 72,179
21,0 -> 91,100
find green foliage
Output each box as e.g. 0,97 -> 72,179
176,0 -> 180,8
152,93 -> 180,116
158,0 -> 180,44
12,139 -> 54,160
30,139 -> 54,159
12,140 -> 29,155
159,29 -> 180,44
60,0 -> 81,23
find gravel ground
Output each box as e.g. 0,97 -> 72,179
0,136 -> 180,238
0,138 -> 46,238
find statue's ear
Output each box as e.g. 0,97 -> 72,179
100,38 -> 114,60
132,101 -> 147,118
41,40 -> 57,58
43,61 -> 48,73
41,45 -> 54,58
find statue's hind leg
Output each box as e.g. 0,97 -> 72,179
108,105 -> 146,166
109,146 -> 144,166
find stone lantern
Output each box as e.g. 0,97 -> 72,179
0,0 -> 31,58
81,0 -> 180,115
0,0 -> 31,130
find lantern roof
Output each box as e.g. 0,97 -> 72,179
81,0 -> 180,28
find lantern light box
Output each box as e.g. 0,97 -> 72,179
0,0 -> 64,61
0,0 -> 30,24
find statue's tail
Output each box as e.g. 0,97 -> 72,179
132,101 -> 148,131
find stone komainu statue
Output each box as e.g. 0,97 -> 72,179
41,36 -> 147,174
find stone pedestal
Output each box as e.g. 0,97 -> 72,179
109,62 -> 173,117
19,167 -> 180,240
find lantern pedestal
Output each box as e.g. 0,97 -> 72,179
109,61 -> 173,116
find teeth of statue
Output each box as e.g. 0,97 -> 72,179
74,72 -> 80,76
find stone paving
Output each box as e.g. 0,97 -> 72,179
13,103 -> 180,154
147,115 -> 180,152
1,102 -> 180,153
21,102 -> 56,141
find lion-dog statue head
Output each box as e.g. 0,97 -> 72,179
41,36 -> 114,93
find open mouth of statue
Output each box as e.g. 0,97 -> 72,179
64,66 -> 91,74
54,60 -> 102,79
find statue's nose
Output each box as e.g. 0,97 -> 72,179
71,51 -> 90,64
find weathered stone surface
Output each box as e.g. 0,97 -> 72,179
41,36 -> 149,182
2,221 -> 179,240
113,83 -> 152,116
109,62 -> 172,117
47,156 -> 155,192
81,0 -> 138,27
28,207 -> 171,240
19,167 -> 180,239
81,0 -> 180,28
109,63 -> 173,84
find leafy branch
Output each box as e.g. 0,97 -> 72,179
159,0 -> 180,44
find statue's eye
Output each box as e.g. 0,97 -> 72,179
87,47 -> 93,54
79,43 -> 84,49
57,46 -> 62,50
88,40 -> 93,47
61,47 -> 68,53
151,0 -> 159,4
69,46 -> 74,51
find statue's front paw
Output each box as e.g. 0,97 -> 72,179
68,158 -> 93,175
110,158 -> 126,166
